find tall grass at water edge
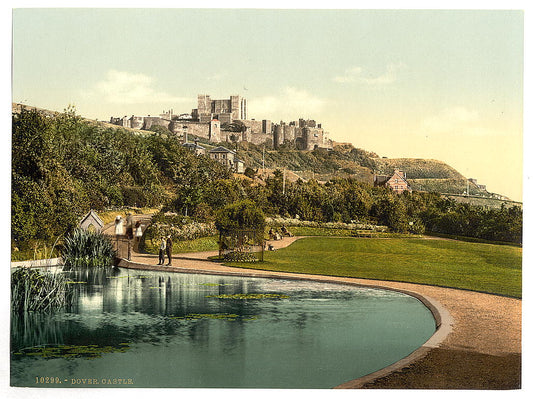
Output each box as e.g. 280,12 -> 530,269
61,228 -> 116,268
11,268 -> 74,313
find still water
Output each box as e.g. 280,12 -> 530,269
11,267 -> 435,388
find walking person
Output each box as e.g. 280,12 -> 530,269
125,213 -> 133,239
158,236 -> 166,265
134,221 -> 143,251
166,235 -> 173,266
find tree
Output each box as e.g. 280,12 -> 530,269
215,199 -> 266,233
149,124 -> 173,137
215,200 -> 266,262
244,167 -> 257,179
222,120 -> 246,133
371,191 -> 409,232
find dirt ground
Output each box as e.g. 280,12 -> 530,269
360,348 -> 520,389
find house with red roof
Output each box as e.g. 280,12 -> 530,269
374,169 -> 412,194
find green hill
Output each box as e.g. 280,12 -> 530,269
12,103 -> 513,208
409,178 -> 483,196
372,158 -> 464,179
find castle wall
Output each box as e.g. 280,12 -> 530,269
247,133 -> 272,146
197,94 -> 211,115
110,116 -> 131,128
169,121 -> 211,141
273,125 -> 283,148
142,116 -> 169,130
213,99 -> 232,114
262,119 -> 272,134
196,94 -> 246,124
108,93 -> 332,151
130,116 -> 144,129
240,98 -> 247,120
238,119 -> 263,134
299,127 -> 331,151
210,120 -> 221,142
283,124 -> 297,142
230,96 -> 241,120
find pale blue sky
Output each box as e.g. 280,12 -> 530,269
12,8 -> 524,200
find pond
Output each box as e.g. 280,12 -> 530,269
11,267 -> 436,388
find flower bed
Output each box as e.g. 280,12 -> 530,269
222,251 -> 258,263
266,216 -> 388,232
146,221 -> 217,242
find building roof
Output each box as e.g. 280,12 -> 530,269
78,210 -> 104,228
374,170 -> 410,188
182,142 -> 206,150
209,146 -> 236,154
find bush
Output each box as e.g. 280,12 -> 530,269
61,228 -> 115,268
215,200 -> 266,233
244,167 -> 257,179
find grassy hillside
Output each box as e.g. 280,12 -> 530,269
235,143 -> 503,202
446,195 -> 522,210
409,178 -> 485,196
373,158 -> 464,179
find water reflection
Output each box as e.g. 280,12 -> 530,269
11,267 -> 436,388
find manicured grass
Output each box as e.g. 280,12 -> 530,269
228,237 -> 522,298
288,226 -> 418,238
143,236 -> 219,254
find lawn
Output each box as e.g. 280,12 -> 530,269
287,226 -> 418,238
142,235 -> 219,254
228,237 -> 522,298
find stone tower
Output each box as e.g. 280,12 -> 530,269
209,119 -> 221,142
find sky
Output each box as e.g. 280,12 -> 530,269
11,7 -> 524,201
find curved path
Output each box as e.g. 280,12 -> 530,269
119,235 -> 521,389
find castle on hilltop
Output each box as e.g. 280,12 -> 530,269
109,94 -> 332,151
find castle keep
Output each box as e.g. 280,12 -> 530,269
193,94 -> 247,123
109,94 -> 332,151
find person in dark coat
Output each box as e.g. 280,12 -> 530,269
158,237 -> 166,265
166,235 -> 173,266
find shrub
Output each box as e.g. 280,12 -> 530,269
215,200 -> 266,233
61,228 -> 115,268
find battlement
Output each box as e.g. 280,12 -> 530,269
109,94 -> 332,150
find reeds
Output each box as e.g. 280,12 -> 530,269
11,268 -> 73,313
61,228 -> 116,269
